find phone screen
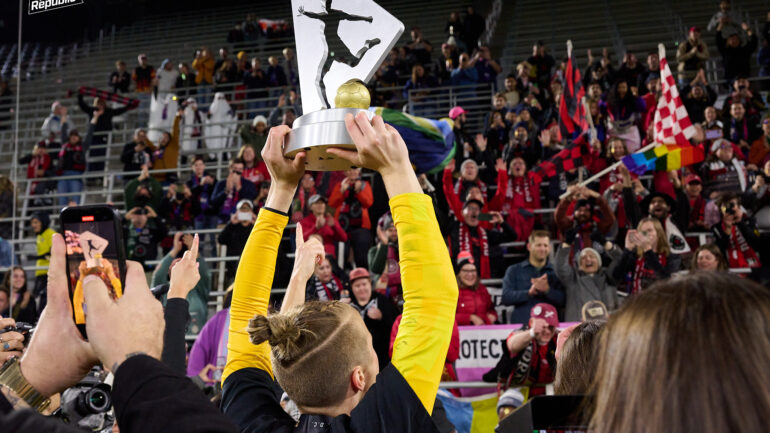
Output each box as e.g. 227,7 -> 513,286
61,206 -> 126,337
478,213 -> 494,221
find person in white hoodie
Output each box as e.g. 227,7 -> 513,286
205,92 -> 235,156
40,101 -> 75,139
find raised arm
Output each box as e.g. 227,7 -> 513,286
281,224 -> 325,313
328,112 -> 458,414
222,126 -> 306,384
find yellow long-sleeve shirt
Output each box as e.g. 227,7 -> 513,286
223,193 -> 457,414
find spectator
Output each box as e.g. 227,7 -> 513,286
56,129 -> 87,206
625,176 -> 691,255
238,114 -> 268,155
636,51 -> 660,96
266,55 -> 288,89
609,217 -> 682,294
238,144 -> 269,187
486,111 -> 510,154
133,54 -> 155,120
454,251 -> 497,325
152,232 -> 211,334
291,173 -> 317,223
474,45 -> 502,86
29,212 -> 55,313
150,109 -> 183,182
346,267 -> 396,371
684,174 -> 709,231
267,91 -> 300,127
676,27 -> 709,86
329,167 -> 373,268
192,48 -> 216,105
211,158 -> 258,224
724,77 -> 766,120
682,77 -> 716,125
187,294 -> 230,386
19,141 -> 54,201
181,98 -> 205,155
617,52 -> 645,93
526,41 -> 556,91
243,57 -> 268,112
218,199 -> 255,282
553,235 -> 619,322
120,128 -> 154,180
406,27 -> 433,66
0,266 -> 37,323
482,303 -> 559,396
584,49 -> 615,92
155,59 -> 179,99
124,166 -> 163,213
367,212 -> 403,302
759,38 -> 770,90
493,157 -> 542,242
242,13 -> 258,40
710,192 -> 763,269
159,182 -> 200,230
501,230 -> 565,324
555,185 -> 615,258
744,160 -> 770,230
502,73 -> 521,107
590,273 -> 770,433
214,48 -> 239,92
186,156 -> 218,254
205,92 -> 236,153
303,253 -> 345,302
283,47 -> 299,86
123,206 -> 165,269
604,79 -> 646,152
462,6 -> 485,51
77,92 -> 134,173
707,0 -> 741,35
435,43 -> 459,84
175,63 -> 197,100
691,243 -> 729,271
450,53 -> 479,87
109,60 -> 131,93
227,23 -> 244,44
402,64 -> 438,104
40,101 -> 74,139
701,139 -> 749,198
553,321 -> 605,395
299,194 -> 348,258
716,22 -> 758,82
723,102 -> 759,159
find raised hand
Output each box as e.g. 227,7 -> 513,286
169,233 -> 200,299
291,224 -> 325,284
261,125 -> 306,211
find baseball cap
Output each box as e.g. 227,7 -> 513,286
684,173 -> 702,185
496,388 -> 525,412
530,303 -> 559,328
689,26 -> 701,33
449,106 -> 467,120
349,267 -> 370,282
456,251 -> 475,272
462,198 -> 484,210
581,300 -> 609,321
236,199 -> 254,210
307,194 -> 327,206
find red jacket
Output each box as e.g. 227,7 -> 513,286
299,213 -> 348,257
456,283 -> 497,326
328,180 -> 373,230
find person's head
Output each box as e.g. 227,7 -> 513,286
460,159 -> 479,181
464,185 -> 483,203
236,199 -> 254,225
411,65 -> 425,83
532,40 -> 546,57
489,111 -> 504,127
529,303 -> 558,344
349,268 -> 372,305
133,128 -> 147,143
517,61 -> 531,77
607,137 -> 628,161
497,388 -> 525,421
130,209 -> 148,228
251,115 -> 268,134
378,213 -> 397,243
68,129 -> 81,145
624,52 -> 637,66
578,247 -> 602,275
137,54 -> 148,66
115,60 -> 126,72
637,217 -> 669,255
646,51 -> 659,70
238,145 -> 257,166
283,108 -> 296,127
449,106 -> 467,124
646,193 -> 672,219
717,191 -> 742,223
30,212 -> 49,234
691,83 -> 706,100
219,47 -> 228,59
684,174 -> 702,198
191,156 -> 206,177
573,199 -> 593,224
727,30 -> 742,47
493,93 -> 506,110
248,301 -> 379,414
614,79 -> 629,98
719,0 -> 730,12
344,167 -> 361,181
527,230 -> 551,263
2,266 -> 27,294
158,130 -> 172,147
588,82 -> 602,100
308,194 -> 327,216
512,124 -> 528,142
229,158 -> 245,176
461,199 -> 482,227
134,184 -> 152,206
590,272 -> 770,433
0,175 -> 14,195
733,77 -> 750,92
688,26 -> 701,42
314,256 -> 333,283
283,47 -> 294,60
456,252 -> 478,289
504,75 -> 516,92
458,52 -> 470,67
300,173 -> 315,191
179,62 -> 190,74
713,139 -> 734,162
704,106 -> 718,123
692,243 -> 728,271
509,157 -> 527,177
251,57 -> 261,70
268,55 -> 279,67
554,320 -> 605,395
730,102 -> 745,120
410,26 -> 422,40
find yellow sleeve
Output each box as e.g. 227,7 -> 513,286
74,280 -> 85,325
390,193 -> 458,414
222,208 -> 287,384
111,277 -> 122,298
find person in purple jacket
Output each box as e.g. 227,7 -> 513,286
187,290 -> 232,386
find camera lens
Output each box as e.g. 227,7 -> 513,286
82,387 -> 111,414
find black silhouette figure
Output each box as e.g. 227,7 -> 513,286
86,239 -> 105,259
298,0 -> 381,106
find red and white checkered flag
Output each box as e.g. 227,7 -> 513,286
654,44 -> 696,145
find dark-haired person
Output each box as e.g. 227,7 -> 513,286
124,206 -> 166,270
124,166 -> 163,213
700,138 -> 748,199
691,243 -> 729,271
221,115 -> 458,432
159,182 -> 200,231
218,200 -> 256,285
609,218 -> 681,294
553,320 -> 605,395
590,272 -> 770,433
187,157 -> 218,255
346,267 -> 396,371
603,79 -> 646,152
0,266 -> 37,323
710,192 -> 762,269
329,167 -> 374,268
299,194 -> 348,259
30,212 -> 56,314
57,128 -> 87,206
447,199 -> 515,279
211,158 -> 258,224
555,185 -> 615,260
454,251 -> 497,326
367,213 -> 401,300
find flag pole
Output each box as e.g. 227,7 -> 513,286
558,142 -> 658,199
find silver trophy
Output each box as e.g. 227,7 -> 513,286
285,0 -> 404,171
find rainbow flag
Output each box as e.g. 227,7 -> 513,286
436,390 -> 500,433
621,144 -> 704,175
369,107 -> 455,174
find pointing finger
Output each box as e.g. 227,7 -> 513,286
296,223 -> 304,251
190,233 -> 199,262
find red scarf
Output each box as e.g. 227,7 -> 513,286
688,196 -> 706,229
458,223 -> 490,278
630,252 -> 667,294
725,223 -> 760,268
455,178 -> 488,201
506,176 -> 534,203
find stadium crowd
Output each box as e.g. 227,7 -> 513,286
0,2 -> 770,433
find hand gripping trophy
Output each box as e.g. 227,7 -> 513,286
284,0 -> 404,170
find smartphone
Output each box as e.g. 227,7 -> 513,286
478,213 -> 494,221
60,205 -> 127,339
704,129 -> 723,140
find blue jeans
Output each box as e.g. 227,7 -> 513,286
197,83 -> 212,108
57,170 -> 83,206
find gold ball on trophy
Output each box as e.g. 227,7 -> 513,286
334,79 -> 371,109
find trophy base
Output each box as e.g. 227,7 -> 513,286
283,108 -> 374,171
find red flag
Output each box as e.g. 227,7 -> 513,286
559,42 -> 587,139
653,44 -> 696,145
